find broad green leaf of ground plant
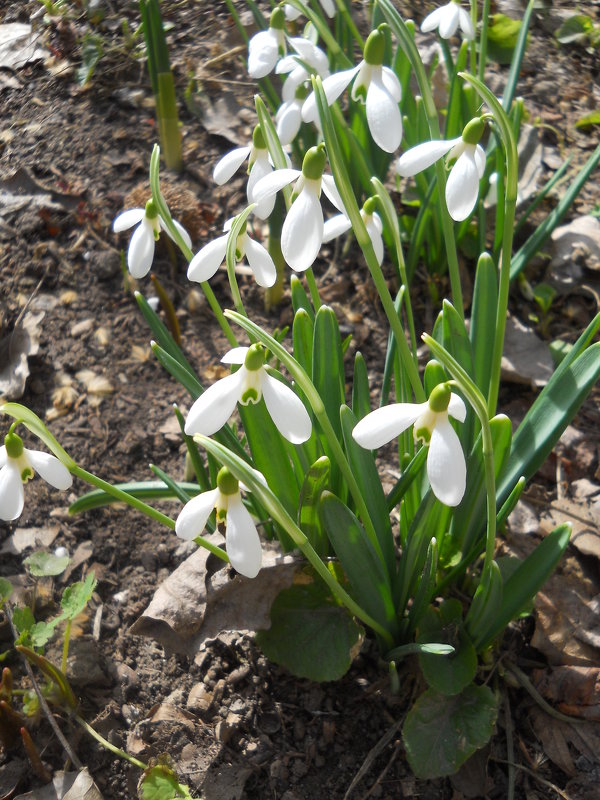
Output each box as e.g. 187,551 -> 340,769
417,599 -> 477,696
60,573 -> 97,621
0,578 -> 12,604
24,550 -> 70,577
256,580 -> 362,682
139,763 -> 194,800
403,684 -> 498,779
487,14 -> 524,64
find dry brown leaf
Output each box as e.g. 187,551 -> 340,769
500,314 -> 554,388
13,769 -> 102,800
0,525 -> 59,555
530,706 -> 600,777
0,24 -> 46,70
533,666 -> 600,720
541,496 -> 600,559
129,344 -> 151,363
131,536 -> 299,656
59,290 -> 78,305
0,310 -> 44,400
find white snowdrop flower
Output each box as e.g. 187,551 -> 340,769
396,117 -> 487,222
277,37 -> 330,102
322,197 -> 385,265
252,144 -> 345,272
176,467 -> 262,578
113,199 -> 192,279
284,0 -> 336,21
248,7 -> 287,78
352,383 -> 467,507
187,217 -> 277,288
421,1 -> 475,40
0,432 -> 72,522
302,26 -> 402,153
276,94 -> 304,146
184,344 -> 312,445
212,125 -> 276,220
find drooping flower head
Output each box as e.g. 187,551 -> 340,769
248,7 -> 287,78
284,0 -> 336,21
184,344 -> 312,444
187,217 -> 277,288
0,431 -> 72,521
396,117 -> 487,222
212,125 -> 278,220
421,1 -> 475,40
252,144 -> 346,271
175,466 -> 262,578
302,26 -> 403,153
113,199 -> 192,279
352,383 -> 467,506
322,197 -> 385,266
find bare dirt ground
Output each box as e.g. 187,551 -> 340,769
1,1 -> 600,798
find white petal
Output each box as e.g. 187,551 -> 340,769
427,418 -> 466,506
276,103 -> 302,146
421,7 -> 444,33
284,4 -> 302,21
381,67 -> 402,102
226,494 -> 262,578
281,184 -> 323,272
248,30 -> 279,78
473,144 -> 486,178
276,55 -> 300,75
318,0 -> 336,17
213,146 -> 251,185
448,393 -> 467,423
445,150 -> 480,222
0,446 -> 6,469
458,8 -> 475,40
371,211 -> 383,233
261,373 -> 312,444
175,488 -> 219,540
25,449 -> 72,490
187,235 -> 228,283
221,347 -> 249,365
439,4 -> 460,39
366,76 -> 403,153
248,157 -> 275,220
0,462 -> 24,521
184,371 -> 245,436
322,214 -> 351,243
320,174 -> 346,213
352,403 -> 425,449
252,169 -> 301,205
244,236 -> 277,287
281,66 -> 308,103
366,217 -> 384,265
396,139 -> 458,177
161,218 -> 192,251
128,222 -> 155,279
113,208 -> 145,233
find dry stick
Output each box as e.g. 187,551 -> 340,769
343,716 -> 404,800
491,757 -> 573,800
5,605 -> 83,770
360,743 -> 401,800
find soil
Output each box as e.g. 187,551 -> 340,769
1,1 -> 599,798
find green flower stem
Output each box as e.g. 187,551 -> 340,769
75,714 -> 147,771
226,205 -> 256,319
61,619 -> 71,675
469,0 -> 478,79
334,0 -> 364,49
224,310 -> 386,564
378,0 -> 463,317
458,75 -> 519,416
423,334 -> 497,578
312,76 -> 425,402
148,145 -> 238,347
68,465 -> 229,563
197,434 -> 395,647
265,197 -> 286,310
478,0 -> 491,83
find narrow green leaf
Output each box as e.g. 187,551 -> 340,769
312,306 -> 345,441
503,0 -> 534,111
320,492 -> 396,634
470,253 -> 498,397
297,457 -> 331,558
69,481 -> 201,514
292,308 -> 314,376
151,342 -> 203,398
386,446 -> 428,511
351,352 -> 371,420
150,464 -> 191,504
290,274 -> 315,320
407,536 -> 438,633
464,560 -> 503,645
16,645 -> 78,709
135,292 -> 196,375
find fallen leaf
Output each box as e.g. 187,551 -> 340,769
533,665 -> 600,720
193,91 -> 247,146
202,761 -> 254,800
14,769 -> 102,800
0,24 -> 46,70
0,525 -> 59,555
0,310 -> 44,400
541,495 -> 600,559
500,314 -> 554,387
0,166 -> 82,218
530,706 -> 600,776
551,215 -> 600,275
130,535 -> 299,656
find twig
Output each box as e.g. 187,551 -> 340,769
491,757 -> 573,800
343,716 -> 404,800
5,605 -> 83,769
506,664 -> 585,725
503,692 -> 516,800
360,742 -> 401,800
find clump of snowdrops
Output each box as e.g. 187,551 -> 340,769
3,0 -> 600,782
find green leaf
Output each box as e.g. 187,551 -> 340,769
135,292 -> 196,376
387,642 -> 455,661
487,14 -> 524,64
297,457 -> 331,558
77,33 -> 104,86
403,685 -> 498,778
555,14 -> 595,45
30,620 -> 59,649
292,308 -> 314,376
351,352 -> 371,420
140,764 -> 193,800
475,523 -> 571,649
0,577 -> 13,604
0,403 -> 75,468
319,492 -> 396,634
470,253 -> 498,397
417,599 -> 477,696
290,274 -> 314,320
575,111 -> 600,130
256,581 -> 361,681
12,607 -> 35,635
464,560 -> 503,647
24,551 -> 70,577
69,480 -> 201,513
312,306 -> 345,442
60,573 -> 97,621
151,342 -> 204,399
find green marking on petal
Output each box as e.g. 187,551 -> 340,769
4,432 -> 24,459
217,466 -> 239,496
428,383 -> 451,413
21,467 -> 33,482
415,426 -> 431,444
241,388 -> 260,404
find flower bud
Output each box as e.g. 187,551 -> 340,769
364,26 -> 387,66
428,383 -> 451,413
301,144 -> 326,181
462,117 -> 485,146
217,466 -> 239,496
244,343 -> 266,372
4,432 -> 24,459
